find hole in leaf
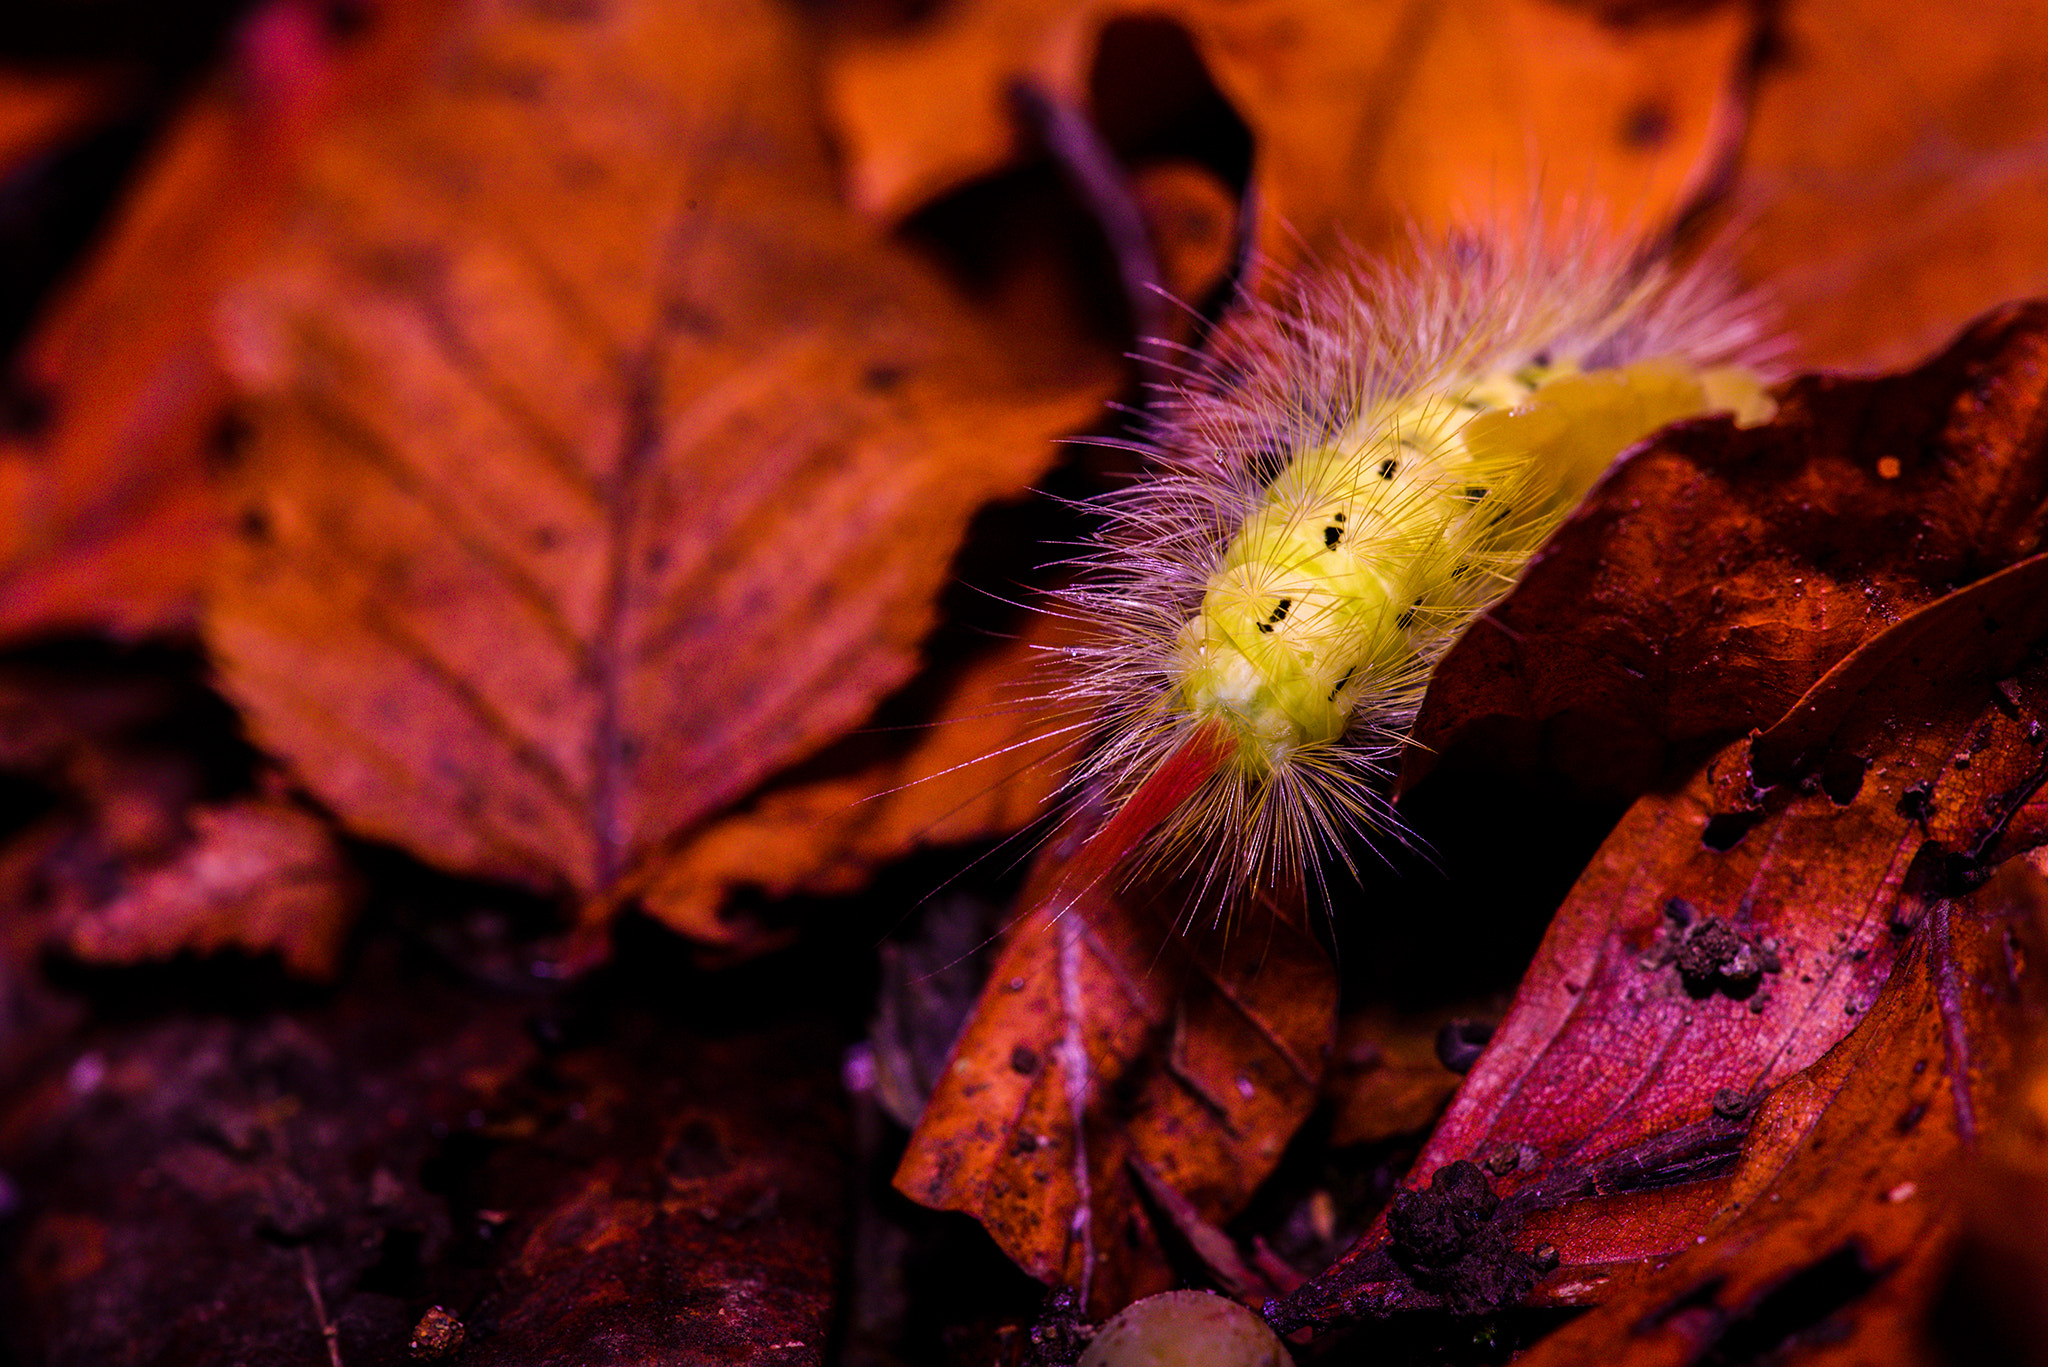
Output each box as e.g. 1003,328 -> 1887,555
1820,752 -> 1867,805
1701,810 -> 1765,853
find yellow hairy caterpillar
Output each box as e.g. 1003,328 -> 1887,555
1048,230 -> 1777,908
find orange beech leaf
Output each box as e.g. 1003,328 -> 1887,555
1270,548 -> 2048,1330
207,0 -> 1116,914
1738,0 -> 2048,372
1408,299 -> 2048,806
56,799 -> 356,981
630,613 -> 1079,956
0,0 -> 448,642
894,845 -> 1337,1318
823,0 -> 1753,258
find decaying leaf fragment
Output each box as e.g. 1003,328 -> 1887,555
57,799 -> 355,981
895,842 -> 1336,1318
209,0 -> 1115,919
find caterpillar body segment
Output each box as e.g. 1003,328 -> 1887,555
1056,234 -> 1776,907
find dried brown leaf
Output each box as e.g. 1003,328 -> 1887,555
1326,1007 -> 1469,1148
1495,861 -> 2048,1366
631,613 -> 1078,954
208,0 -> 1115,913
894,848 -> 1336,1317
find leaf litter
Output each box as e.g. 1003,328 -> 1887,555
9,0 -> 2048,1361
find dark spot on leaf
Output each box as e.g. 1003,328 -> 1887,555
1010,1045 -> 1039,1075
1621,100 -> 1672,149
321,0 -> 375,41
863,363 -> 906,392
1712,1088 -> 1756,1120
207,408 -> 254,470
1896,1100 -> 1928,1135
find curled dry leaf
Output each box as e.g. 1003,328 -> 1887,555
1946,863 -> 2048,1364
1271,525 -> 2048,1328
209,0 -> 1115,915
1407,298 -> 2048,804
56,799 -> 356,981
825,0 -> 1752,259
895,842 -> 1337,1318
0,0 -> 445,642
